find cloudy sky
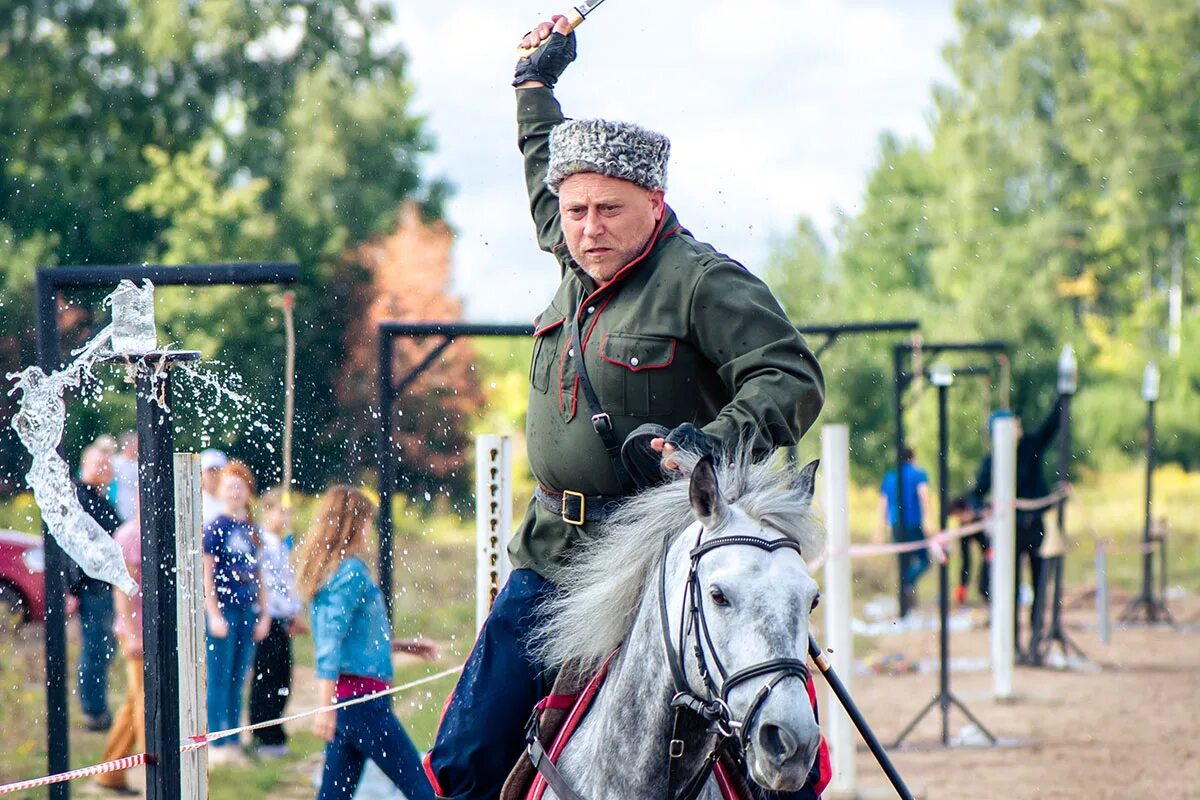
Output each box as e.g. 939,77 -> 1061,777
391,1 -> 957,321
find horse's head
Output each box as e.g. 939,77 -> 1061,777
665,455 -> 823,792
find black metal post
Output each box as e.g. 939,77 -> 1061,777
892,345 -> 909,618
937,381 -> 950,745
808,636 -> 913,800
377,333 -> 396,622
1142,396 -> 1157,620
894,371 -> 995,750
134,356 -> 187,800
35,272 -> 71,800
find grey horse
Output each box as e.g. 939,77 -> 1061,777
534,450 -> 825,798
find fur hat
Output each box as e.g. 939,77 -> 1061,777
546,119 -> 670,194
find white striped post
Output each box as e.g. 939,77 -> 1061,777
174,454 -> 207,797
475,435 -> 513,631
990,418 -> 1018,700
821,425 -> 856,795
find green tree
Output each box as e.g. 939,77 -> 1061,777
0,1 -> 451,492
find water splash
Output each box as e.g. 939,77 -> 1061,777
6,319 -> 138,596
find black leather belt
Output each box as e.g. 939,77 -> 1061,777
534,485 -> 625,526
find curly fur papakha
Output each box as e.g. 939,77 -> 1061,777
546,118 -> 671,194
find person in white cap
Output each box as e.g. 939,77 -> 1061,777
200,448 -> 228,525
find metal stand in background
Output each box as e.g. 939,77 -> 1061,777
114,351 -> 201,800
895,365 -> 996,749
1120,362 -> 1173,624
1031,346 -> 1089,666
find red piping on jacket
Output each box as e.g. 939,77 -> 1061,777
597,333 -> 677,372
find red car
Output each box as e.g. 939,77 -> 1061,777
0,530 -> 46,626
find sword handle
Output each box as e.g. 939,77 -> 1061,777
517,8 -> 586,58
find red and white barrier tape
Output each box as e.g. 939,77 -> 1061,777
181,665 -> 463,751
0,755 -> 149,795
0,666 -> 463,795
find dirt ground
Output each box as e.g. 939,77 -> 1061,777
822,593 -> 1200,799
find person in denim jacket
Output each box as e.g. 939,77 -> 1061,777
295,486 -> 439,800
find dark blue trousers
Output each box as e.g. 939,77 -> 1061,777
318,696 -> 434,800
427,569 -> 557,800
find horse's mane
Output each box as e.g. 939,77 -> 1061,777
533,446 -> 824,673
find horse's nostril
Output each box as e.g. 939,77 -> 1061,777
757,723 -> 798,762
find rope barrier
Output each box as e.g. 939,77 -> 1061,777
0,666 -> 463,795
807,489 -> 1068,572
0,755 -> 150,795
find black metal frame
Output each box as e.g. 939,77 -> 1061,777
34,262 -> 299,800
893,372 -> 996,749
376,319 -> 919,614
1120,388 -> 1173,624
891,341 -> 1009,618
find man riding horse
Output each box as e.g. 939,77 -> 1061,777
426,16 -> 826,799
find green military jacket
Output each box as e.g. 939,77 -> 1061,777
509,88 -> 825,580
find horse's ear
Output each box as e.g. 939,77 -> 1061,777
793,459 -> 820,506
689,454 -> 728,528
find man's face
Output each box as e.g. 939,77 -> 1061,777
558,173 -> 665,284
201,467 -> 222,494
80,448 -> 113,487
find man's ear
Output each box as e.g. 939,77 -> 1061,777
649,188 -> 665,220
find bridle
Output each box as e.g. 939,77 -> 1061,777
526,522 -> 814,800
656,523 -> 812,800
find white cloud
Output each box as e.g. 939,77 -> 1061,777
391,1 -> 955,320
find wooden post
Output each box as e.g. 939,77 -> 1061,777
990,418 -> 1017,700
475,435 -> 513,631
820,425 -> 855,796
174,453 -> 208,797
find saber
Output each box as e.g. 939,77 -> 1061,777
517,0 -> 609,57
809,635 -> 914,800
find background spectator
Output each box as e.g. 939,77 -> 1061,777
200,448 -> 228,526
95,508 -> 144,795
295,486 -> 437,800
110,431 -> 138,523
249,487 -> 305,757
73,440 -> 120,731
202,460 -> 270,764
879,446 -> 933,614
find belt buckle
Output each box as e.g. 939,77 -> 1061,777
561,490 -> 586,526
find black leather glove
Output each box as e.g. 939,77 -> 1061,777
513,31 -> 577,89
665,423 -> 720,460
621,423 -> 671,490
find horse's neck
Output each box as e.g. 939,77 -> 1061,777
554,585 -> 720,800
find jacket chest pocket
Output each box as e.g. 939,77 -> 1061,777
597,333 -> 678,417
530,314 -> 566,394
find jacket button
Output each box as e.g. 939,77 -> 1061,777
630,356 -> 640,366
568,348 -> 575,357
587,306 -> 595,314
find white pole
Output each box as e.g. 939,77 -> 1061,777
820,425 -> 855,796
475,435 -> 513,631
174,453 -> 207,797
990,418 -> 1017,700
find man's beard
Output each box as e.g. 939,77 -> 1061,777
569,232 -> 656,285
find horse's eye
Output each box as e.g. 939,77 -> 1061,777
709,587 -> 730,607
811,594 -> 821,612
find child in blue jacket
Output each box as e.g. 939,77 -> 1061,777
295,485 -> 439,800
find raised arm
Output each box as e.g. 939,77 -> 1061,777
514,17 -> 577,257
1028,396 -> 1063,453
